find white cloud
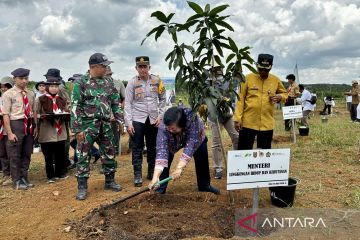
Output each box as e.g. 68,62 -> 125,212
32,15 -> 78,45
0,0 -> 359,84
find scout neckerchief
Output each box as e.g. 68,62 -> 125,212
21,90 -> 33,135
45,93 -> 62,135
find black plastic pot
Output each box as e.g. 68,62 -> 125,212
269,177 -> 299,208
298,127 -> 309,136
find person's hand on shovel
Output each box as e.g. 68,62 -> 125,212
171,162 -> 186,181
148,169 -> 163,190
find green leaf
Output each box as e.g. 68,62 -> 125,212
146,26 -> 161,37
226,62 -> 234,74
214,19 -> 234,31
194,43 -> 205,58
226,53 -> 235,63
141,25 -> 162,45
166,13 -> 175,23
205,4 -> 210,13
243,63 -> 257,73
239,46 -> 251,53
208,22 -> 218,34
212,29 -> 225,36
214,55 -> 223,67
155,26 -> 165,41
218,42 -> 231,50
175,66 -> 184,82
228,37 -> 238,52
187,1 -> 203,14
206,49 -> 213,64
165,50 -> 173,61
199,57 -> 208,69
177,20 -> 198,31
186,13 -> 203,22
209,4 -> 229,16
199,27 -> 208,40
151,11 -> 168,23
183,44 -> 195,54
193,20 -> 204,33
212,39 -> 223,57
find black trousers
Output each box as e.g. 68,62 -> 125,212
284,98 -> 296,130
6,120 -> 34,181
350,103 -> 358,121
238,127 -> 273,150
157,137 -> 211,193
41,141 -> 66,179
132,117 -> 157,174
323,105 -> 331,115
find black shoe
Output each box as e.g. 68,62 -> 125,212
56,175 -> 69,180
93,154 -> 101,163
104,173 -> 122,192
134,174 -> 143,187
199,184 -> 220,195
13,180 -> 28,190
21,177 -> 34,188
76,177 -> 88,201
214,169 -> 222,179
147,167 -> 154,180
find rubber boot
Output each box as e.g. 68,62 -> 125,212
134,165 -> 142,187
76,177 -> 88,201
104,173 -> 122,192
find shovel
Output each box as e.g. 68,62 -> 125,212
102,176 -> 172,209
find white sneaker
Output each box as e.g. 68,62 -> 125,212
47,178 -> 56,184
33,147 -> 41,153
2,176 -> 13,186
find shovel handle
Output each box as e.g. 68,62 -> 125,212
156,176 -> 172,186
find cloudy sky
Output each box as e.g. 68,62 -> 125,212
0,0 -> 359,84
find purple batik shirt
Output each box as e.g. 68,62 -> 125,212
155,108 -> 206,170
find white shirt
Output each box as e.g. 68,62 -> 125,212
300,89 -> 315,111
357,103 -> 360,120
346,95 -> 352,103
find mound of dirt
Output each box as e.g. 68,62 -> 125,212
72,193 -> 236,240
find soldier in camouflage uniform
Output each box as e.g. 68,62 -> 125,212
125,56 -> 166,187
71,53 -> 123,200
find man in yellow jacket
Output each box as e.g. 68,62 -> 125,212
234,54 -> 288,150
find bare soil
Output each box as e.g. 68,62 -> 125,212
1,107 -> 359,240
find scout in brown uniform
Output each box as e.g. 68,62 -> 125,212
35,78 -> 69,183
2,68 -> 36,190
44,68 -> 72,168
284,74 -> 300,131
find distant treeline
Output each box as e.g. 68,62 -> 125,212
25,81 -> 351,101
